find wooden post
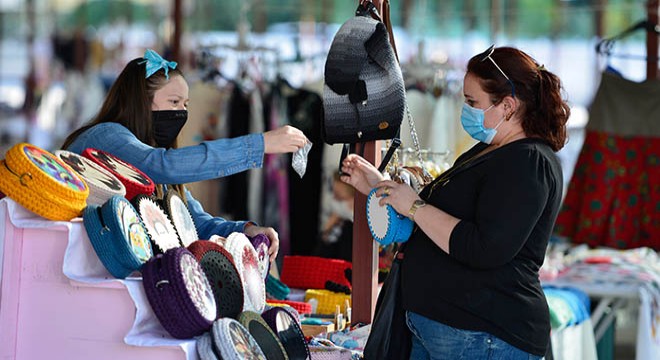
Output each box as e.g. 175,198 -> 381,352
171,0 -> 182,63
349,0 -> 384,327
351,141 -> 381,325
647,0 -> 659,80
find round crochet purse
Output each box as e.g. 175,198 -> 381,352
366,187 -> 413,245
223,232 -> 267,314
196,332 -> 218,360
238,311 -> 288,360
211,318 -> 267,360
142,247 -> 216,339
248,233 -> 271,280
54,150 -> 126,206
188,240 -> 244,320
133,194 -> 182,254
162,189 -> 199,247
82,195 -> 153,279
82,148 -> 154,200
261,306 -> 310,360
0,143 -> 88,220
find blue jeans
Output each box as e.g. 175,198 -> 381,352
405,311 -> 543,360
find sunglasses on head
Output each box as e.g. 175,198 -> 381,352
479,45 -> 516,98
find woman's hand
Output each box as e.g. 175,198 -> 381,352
244,223 -> 280,262
263,125 -> 309,154
374,179 -> 419,217
340,154 -> 385,196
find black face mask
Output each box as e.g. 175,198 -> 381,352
152,110 -> 188,148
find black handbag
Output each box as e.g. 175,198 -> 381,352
363,249 -> 412,360
323,0 -> 405,174
322,1 -> 405,145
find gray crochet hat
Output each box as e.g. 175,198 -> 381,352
323,9 -> 405,144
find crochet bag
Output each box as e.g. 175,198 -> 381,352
188,240 -> 244,320
142,247 -> 216,339
162,189 -> 199,247
322,1 -> 404,145
82,195 -> 153,279
322,0 -> 405,173
0,143 -> 88,220
54,150 -> 126,206
133,194 -> 182,254
238,311 -> 288,360
196,332 -> 217,360
211,318 -> 267,360
365,187 -> 413,245
265,273 -> 291,301
82,148 -> 155,200
223,232 -> 267,314
248,233 -> 271,280
262,306 -> 310,360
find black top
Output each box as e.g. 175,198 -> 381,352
401,138 -> 563,356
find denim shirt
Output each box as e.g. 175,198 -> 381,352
66,122 -> 264,239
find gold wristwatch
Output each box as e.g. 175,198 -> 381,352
408,199 -> 427,220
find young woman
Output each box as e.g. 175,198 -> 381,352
62,49 -> 309,262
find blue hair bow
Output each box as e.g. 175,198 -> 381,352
139,49 -> 178,79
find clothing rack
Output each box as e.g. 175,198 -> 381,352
595,1 -> 660,79
595,20 -> 660,61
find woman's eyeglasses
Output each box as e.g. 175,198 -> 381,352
479,45 -> 516,98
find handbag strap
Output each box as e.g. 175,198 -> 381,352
360,0 -> 399,61
339,135 -> 401,175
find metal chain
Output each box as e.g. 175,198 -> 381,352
405,103 -> 424,166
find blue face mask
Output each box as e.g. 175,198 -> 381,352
460,103 -> 504,144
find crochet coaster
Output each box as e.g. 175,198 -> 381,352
261,307 -> 310,360
223,232 -> 266,314
142,247 -> 216,339
366,187 -> 413,246
238,311 -> 288,360
162,189 -> 199,247
196,332 -> 219,360
211,318 -> 267,360
82,148 -> 154,200
188,240 -> 244,320
0,143 -> 88,220
265,273 -> 291,301
133,194 -> 182,254
248,233 -> 271,280
82,195 -> 153,279
54,150 -> 125,206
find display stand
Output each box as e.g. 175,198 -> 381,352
544,254 -> 660,360
0,198 -> 190,360
351,141 -> 381,325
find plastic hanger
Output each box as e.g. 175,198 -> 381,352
596,20 -> 660,61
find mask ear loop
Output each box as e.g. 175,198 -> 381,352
493,116 -> 506,130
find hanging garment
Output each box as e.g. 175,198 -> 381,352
262,86 -> 291,257
222,84 -> 252,220
555,72 -> 660,250
284,83 -> 325,256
